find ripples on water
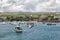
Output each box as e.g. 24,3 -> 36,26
0,22 -> 60,40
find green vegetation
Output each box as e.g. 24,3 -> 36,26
0,12 -> 58,16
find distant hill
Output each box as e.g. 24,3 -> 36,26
0,12 -> 59,17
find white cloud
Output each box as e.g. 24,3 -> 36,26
0,0 -> 59,12
56,0 -> 60,3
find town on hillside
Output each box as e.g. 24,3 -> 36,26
0,12 -> 60,22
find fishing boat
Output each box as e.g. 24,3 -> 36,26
14,26 -> 22,33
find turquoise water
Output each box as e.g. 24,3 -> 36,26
0,22 -> 60,40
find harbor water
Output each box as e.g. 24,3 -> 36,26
0,22 -> 60,40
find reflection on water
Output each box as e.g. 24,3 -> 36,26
0,22 -> 60,40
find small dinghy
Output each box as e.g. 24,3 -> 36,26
14,26 -> 22,33
1,22 -> 6,25
27,23 -> 34,28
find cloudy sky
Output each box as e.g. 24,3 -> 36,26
0,0 -> 60,12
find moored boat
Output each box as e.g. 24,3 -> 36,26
27,23 -> 34,28
14,26 -> 22,33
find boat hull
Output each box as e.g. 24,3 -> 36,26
14,29 -> 22,33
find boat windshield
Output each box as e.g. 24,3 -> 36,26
15,27 -> 21,30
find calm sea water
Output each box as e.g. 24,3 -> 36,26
0,22 -> 60,40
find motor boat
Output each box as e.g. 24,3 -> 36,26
14,26 -> 22,33
27,23 -> 34,28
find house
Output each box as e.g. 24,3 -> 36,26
0,16 -> 7,21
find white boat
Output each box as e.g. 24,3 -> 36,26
28,24 -> 32,28
14,26 -> 22,33
1,22 -> 6,25
27,23 -> 34,28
